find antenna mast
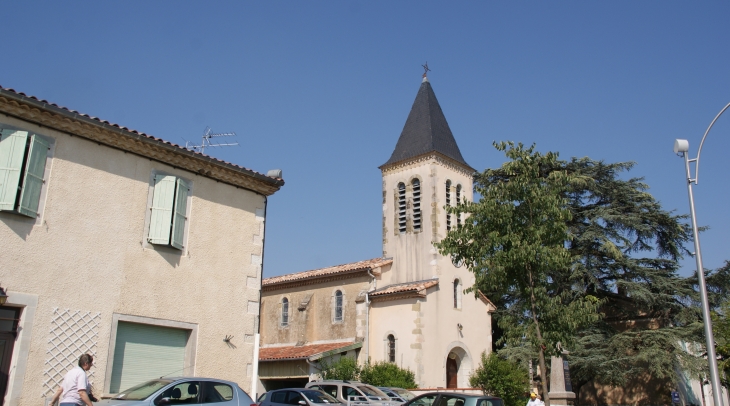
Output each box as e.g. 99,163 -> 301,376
185,126 -> 238,154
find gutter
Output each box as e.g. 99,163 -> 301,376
251,195 -> 268,400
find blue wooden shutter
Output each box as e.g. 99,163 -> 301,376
170,178 -> 189,250
18,135 -> 50,217
0,130 -> 29,211
148,174 -> 176,245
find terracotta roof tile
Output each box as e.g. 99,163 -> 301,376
0,85 -> 283,183
370,278 -> 439,298
259,341 -> 358,361
262,258 -> 392,287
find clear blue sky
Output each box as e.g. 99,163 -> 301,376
3,2 -> 729,279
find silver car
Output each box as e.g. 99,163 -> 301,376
96,377 -> 253,406
305,381 -> 391,406
258,388 -> 342,406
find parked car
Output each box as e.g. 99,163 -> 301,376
404,392 -> 503,406
376,388 -> 415,404
259,388 -> 342,406
95,377 -> 254,406
305,380 -> 392,406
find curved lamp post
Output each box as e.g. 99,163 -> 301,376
674,101 -> 730,406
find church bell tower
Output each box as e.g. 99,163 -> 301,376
379,75 -> 475,284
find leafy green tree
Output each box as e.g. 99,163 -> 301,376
469,352 -> 530,406
436,142 -> 603,405
710,262 -> 730,389
359,361 -> 417,389
319,356 -> 360,381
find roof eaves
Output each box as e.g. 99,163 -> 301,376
0,87 -> 284,194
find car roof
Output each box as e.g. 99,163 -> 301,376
415,392 -> 500,399
159,377 -> 241,387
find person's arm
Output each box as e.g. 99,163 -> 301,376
79,390 -> 93,406
50,386 -> 63,406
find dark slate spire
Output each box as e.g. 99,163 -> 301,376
382,77 -> 470,168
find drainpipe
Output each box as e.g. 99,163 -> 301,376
366,270 -> 377,363
251,195 -> 268,401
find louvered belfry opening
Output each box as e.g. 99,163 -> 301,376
456,184 -> 462,227
412,178 -> 421,231
398,182 -> 407,233
446,180 -> 452,231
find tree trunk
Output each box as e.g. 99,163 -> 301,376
529,270 -> 550,406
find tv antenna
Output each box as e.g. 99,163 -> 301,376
185,126 -> 238,154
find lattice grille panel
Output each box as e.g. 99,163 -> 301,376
43,308 -> 101,397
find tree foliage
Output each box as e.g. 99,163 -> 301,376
360,361 -> 418,389
438,141 -> 708,399
711,262 -> 730,388
319,356 -> 359,381
436,142 -> 603,404
469,352 -> 530,406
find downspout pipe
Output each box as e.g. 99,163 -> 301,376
251,195 -> 268,401
366,270 -> 377,363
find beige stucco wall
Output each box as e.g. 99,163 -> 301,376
1,115 -> 267,405
260,274 -> 372,346
377,156 -> 492,388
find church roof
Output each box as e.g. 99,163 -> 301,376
369,278 -> 439,301
381,78 -> 470,169
259,341 -> 361,361
262,257 -> 393,290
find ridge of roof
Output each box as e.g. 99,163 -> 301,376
381,79 -> 469,169
0,86 -> 284,193
262,257 -> 393,287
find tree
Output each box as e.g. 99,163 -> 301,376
469,352 -> 530,406
359,361 -> 418,389
319,356 -> 359,381
436,142 -> 603,405
710,261 -> 730,388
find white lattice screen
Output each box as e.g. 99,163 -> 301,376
43,308 -> 102,397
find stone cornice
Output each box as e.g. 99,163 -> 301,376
0,90 -> 283,196
380,152 -> 475,177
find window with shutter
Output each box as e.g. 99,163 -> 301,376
412,179 -> 421,231
0,129 -> 50,217
397,183 -> 406,233
445,180 -> 452,231
147,173 -> 191,251
456,184 -> 462,227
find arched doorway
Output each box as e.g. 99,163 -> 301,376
446,352 -> 459,388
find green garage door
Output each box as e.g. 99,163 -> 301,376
110,322 -> 189,393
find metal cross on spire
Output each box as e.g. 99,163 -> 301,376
422,62 -> 431,78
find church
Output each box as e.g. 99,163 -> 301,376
256,75 -> 495,391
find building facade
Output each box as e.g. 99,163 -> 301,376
0,87 -> 283,406
257,77 -> 495,391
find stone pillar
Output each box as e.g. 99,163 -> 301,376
548,356 -> 576,405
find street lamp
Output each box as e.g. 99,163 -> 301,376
674,101 -> 730,406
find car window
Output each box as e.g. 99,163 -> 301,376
155,381 -> 201,405
258,393 -> 268,403
344,387 -> 365,402
116,379 -> 174,400
284,391 -> 303,405
271,391 -> 288,404
359,386 -> 386,397
392,390 -> 415,401
476,400 -> 502,406
409,394 -> 438,406
201,382 -> 233,403
318,386 -> 338,399
301,390 -> 339,404
439,395 -> 466,406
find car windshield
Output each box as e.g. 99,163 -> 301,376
301,390 -> 340,404
113,379 -> 174,400
391,389 -> 415,401
359,386 -> 386,397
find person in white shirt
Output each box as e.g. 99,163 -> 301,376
50,354 -> 94,406
526,393 -> 544,406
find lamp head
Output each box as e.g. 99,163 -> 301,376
674,139 -> 689,154
0,285 -> 7,306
